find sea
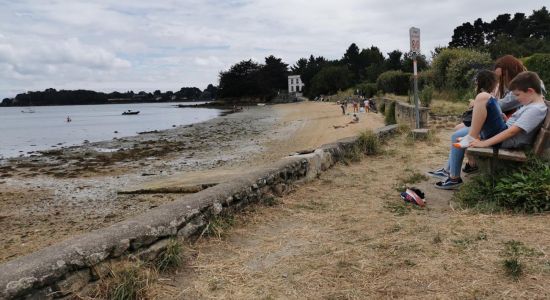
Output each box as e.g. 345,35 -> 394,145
0,102 -> 221,159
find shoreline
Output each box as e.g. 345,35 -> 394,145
0,101 -> 384,263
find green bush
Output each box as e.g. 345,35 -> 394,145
454,158 -> 550,213
431,48 -> 491,92
357,130 -> 380,155
355,82 -> 378,98
431,48 -> 468,90
524,53 -> 550,95
417,70 -> 434,91
420,85 -> 434,107
379,101 -> 386,114
376,70 -> 412,95
384,101 -> 396,125
446,51 -> 492,93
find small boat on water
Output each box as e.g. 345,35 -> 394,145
122,110 -> 140,115
21,108 -> 35,113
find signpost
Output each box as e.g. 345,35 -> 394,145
409,27 -> 421,129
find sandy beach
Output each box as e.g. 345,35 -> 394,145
0,101 -> 384,263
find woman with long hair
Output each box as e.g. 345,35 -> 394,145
427,55 -> 527,182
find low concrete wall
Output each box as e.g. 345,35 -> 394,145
379,98 -> 429,128
0,125 -> 398,299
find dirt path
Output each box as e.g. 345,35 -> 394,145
0,101 -> 384,263
153,129 -> 550,299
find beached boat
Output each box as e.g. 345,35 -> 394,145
21,108 -> 36,113
122,110 -> 140,115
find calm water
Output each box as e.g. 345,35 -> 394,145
0,102 -> 221,158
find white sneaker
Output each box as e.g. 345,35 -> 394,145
453,135 -> 475,149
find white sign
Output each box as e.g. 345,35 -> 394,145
409,27 -> 420,54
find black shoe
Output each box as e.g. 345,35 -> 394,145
462,163 -> 478,174
435,177 -> 463,190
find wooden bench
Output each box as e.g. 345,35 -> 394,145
466,100 -> 550,172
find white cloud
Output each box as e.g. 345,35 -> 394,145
194,56 -> 223,67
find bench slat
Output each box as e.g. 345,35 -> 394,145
467,147 -> 527,162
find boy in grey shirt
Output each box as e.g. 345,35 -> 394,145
470,71 -> 547,149
435,71 -> 547,190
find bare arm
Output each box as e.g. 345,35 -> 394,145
470,125 -> 522,148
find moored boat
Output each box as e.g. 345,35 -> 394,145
122,110 -> 140,115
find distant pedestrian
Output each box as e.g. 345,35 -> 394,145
340,102 -> 346,115
364,99 -> 370,113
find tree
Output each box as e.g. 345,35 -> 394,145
218,59 -> 263,99
402,52 -> 428,73
386,50 -> 403,71
309,65 -> 353,96
217,56 -> 290,101
342,43 -> 362,82
290,58 -> 308,75
527,6 -> 550,40
449,19 -> 486,48
360,46 -> 385,82
260,55 -> 289,95
201,84 -> 218,99
302,55 -> 331,96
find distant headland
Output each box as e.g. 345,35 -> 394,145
0,85 -> 218,107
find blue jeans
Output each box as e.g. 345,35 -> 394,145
446,97 -> 507,178
447,126 -> 469,177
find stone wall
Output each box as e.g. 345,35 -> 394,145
379,98 -> 430,128
0,125 -> 399,300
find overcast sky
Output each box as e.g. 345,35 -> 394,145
0,1 -> 547,99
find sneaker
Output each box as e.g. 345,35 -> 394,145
404,188 -> 426,207
453,135 -> 475,149
462,162 -> 478,174
427,168 -> 449,179
435,177 -> 463,190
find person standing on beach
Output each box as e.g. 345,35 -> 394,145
340,102 -> 346,115
364,98 -> 370,113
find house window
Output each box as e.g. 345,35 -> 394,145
291,78 -> 294,84
291,86 -> 294,92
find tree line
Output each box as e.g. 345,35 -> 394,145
217,45 -> 428,102
1,85 -> 218,107
449,6 -> 550,58
217,6 -> 549,103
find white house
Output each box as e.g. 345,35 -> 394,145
288,75 -> 304,96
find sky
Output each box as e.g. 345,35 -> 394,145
0,0 -> 548,99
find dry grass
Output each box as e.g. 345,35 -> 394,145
429,99 -> 469,116
95,260 -> 157,300
152,129 -> 550,299
383,92 -> 469,116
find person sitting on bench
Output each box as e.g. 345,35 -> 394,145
433,71 -> 547,189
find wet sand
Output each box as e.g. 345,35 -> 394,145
0,101 -> 384,263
